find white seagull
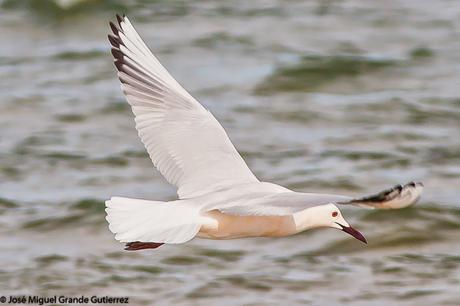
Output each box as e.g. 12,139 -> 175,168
105,15 -> 424,251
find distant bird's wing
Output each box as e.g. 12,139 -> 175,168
108,15 -> 258,199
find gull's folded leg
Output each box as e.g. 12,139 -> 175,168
124,242 -> 164,251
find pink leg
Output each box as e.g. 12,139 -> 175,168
124,241 -> 164,251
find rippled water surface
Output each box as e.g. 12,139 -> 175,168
1,1 -> 460,305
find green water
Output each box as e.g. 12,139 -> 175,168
1,0 -> 459,305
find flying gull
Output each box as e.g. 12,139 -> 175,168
105,15 -> 423,251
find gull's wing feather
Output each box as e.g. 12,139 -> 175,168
108,15 -> 258,198
217,192 -> 352,216
210,185 -> 353,216
213,181 -> 423,216
338,181 -> 423,209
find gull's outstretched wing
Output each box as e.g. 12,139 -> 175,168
216,191 -> 353,216
214,181 -> 423,216
338,181 -> 423,209
108,15 -> 258,198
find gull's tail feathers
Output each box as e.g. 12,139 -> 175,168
105,197 -> 201,250
340,181 -> 424,209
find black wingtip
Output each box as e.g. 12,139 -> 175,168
109,21 -> 119,36
114,60 -> 124,72
107,34 -> 120,48
116,14 -> 123,26
111,48 -> 123,61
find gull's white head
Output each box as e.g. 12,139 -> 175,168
308,203 -> 367,244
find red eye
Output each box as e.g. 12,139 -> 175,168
332,211 -> 338,217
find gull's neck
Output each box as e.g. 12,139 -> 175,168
292,206 -> 325,233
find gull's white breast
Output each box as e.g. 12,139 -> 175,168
197,210 -> 297,239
